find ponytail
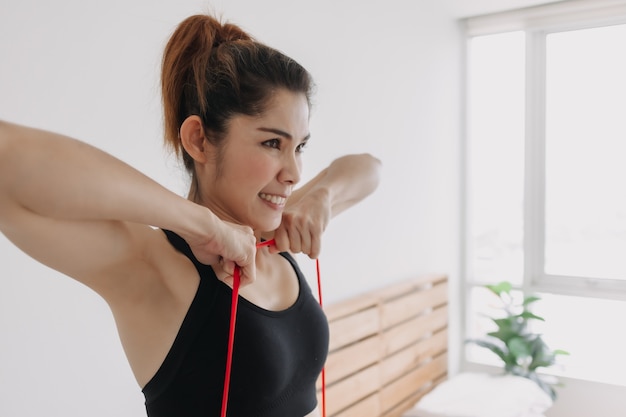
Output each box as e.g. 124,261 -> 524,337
162,15 -> 249,169
161,14 -> 314,174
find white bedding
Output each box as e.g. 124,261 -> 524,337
403,372 -> 552,417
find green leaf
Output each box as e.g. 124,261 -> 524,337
529,352 -> 555,369
528,337 -> 556,370
507,364 -> 525,375
486,281 -> 512,296
518,311 -> 545,321
489,316 -> 525,343
468,338 -> 513,365
508,336 -> 532,359
522,295 -> 542,306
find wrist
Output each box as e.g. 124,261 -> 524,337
309,185 -> 332,207
172,200 -> 220,244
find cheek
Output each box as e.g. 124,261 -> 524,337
226,152 -> 274,187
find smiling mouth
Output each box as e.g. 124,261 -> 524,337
258,193 -> 287,206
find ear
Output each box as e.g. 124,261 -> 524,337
180,115 -> 210,163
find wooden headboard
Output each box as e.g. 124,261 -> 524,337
317,274 -> 448,417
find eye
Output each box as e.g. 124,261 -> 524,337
262,138 -> 281,149
296,141 -> 308,153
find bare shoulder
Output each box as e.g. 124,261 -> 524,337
97,226 -> 201,309
103,226 -> 203,387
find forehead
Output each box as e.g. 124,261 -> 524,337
229,89 -> 310,139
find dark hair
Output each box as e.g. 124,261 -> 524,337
161,14 -> 314,176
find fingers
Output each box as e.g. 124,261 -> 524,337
224,225 -> 256,286
272,214 -> 322,259
273,194 -> 329,258
309,232 -> 321,259
237,263 -> 256,287
200,221 -> 256,287
220,257 -> 256,288
185,216 -> 258,286
271,226 -> 289,254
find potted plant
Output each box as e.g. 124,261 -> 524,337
466,281 -> 569,400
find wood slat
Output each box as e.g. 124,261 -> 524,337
316,275 -> 448,417
382,306 -> 448,356
324,293 -> 379,322
380,353 -> 448,413
325,364 -> 381,416
380,312 -> 448,361
376,275 -> 447,301
381,281 -> 448,329
332,393 -> 381,417
328,307 -> 380,351
323,335 -> 382,386
381,329 -> 448,384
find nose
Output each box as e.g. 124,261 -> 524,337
277,151 -> 301,185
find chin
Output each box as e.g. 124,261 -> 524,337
252,217 -> 282,233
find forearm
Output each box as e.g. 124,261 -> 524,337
0,121 -> 215,236
268,153 -> 381,257
301,153 -> 381,217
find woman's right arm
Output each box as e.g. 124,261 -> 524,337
0,121 -> 256,295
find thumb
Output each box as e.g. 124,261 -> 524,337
221,259 -> 256,287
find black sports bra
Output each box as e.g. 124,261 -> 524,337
142,230 -> 329,417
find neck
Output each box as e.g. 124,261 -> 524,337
188,191 -> 271,244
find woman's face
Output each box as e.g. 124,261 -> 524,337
203,89 -> 310,232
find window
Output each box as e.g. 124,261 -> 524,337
463,1 -> 626,386
544,25 -> 626,283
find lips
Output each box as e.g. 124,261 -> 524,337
258,192 -> 287,206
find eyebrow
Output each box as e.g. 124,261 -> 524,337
258,127 -> 311,142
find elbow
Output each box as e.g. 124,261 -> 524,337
0,121 -> 13,217
0,121 -> 23,194
369,154 -> 382,193
338,152 -> 382,171
337,153 -> 382,197
0,121 -> 20,175
0,121 -> 11,168
329,153 -> 382,196
363,152 -> 382,172
356,153 -> 382,190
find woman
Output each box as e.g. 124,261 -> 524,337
0,14 -> 380,417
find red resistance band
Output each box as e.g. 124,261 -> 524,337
220,239 -> 326,417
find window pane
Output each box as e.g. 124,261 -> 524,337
545,25 -> 626,280
467,32 -> 525,286
533,292 -> 626,386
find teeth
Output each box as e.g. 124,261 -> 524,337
259,193 -> 286,205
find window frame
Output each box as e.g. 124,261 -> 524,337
463,0 -> 626,303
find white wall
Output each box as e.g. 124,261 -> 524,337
0,0 -> 462,416
545,377 -> 626,417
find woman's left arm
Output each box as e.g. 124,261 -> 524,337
269,153 -> 381,258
